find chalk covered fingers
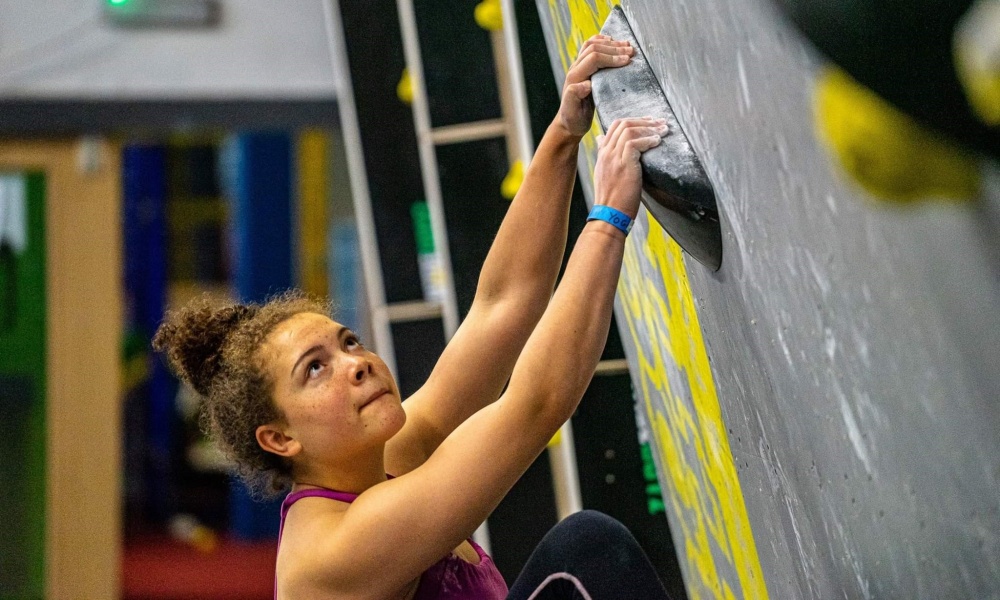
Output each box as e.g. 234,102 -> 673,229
559,35 -> 635,137
594,117 -> 667,220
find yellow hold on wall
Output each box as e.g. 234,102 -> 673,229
814,67 -> 981,203
475,0 -> 504,31
397,68 -> 414,105
954,0 -> 1000,126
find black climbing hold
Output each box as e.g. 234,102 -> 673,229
593,6 -> 723,271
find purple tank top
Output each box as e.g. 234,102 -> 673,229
277,487 -> 508,600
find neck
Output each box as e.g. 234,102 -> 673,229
291,445 -> 388,494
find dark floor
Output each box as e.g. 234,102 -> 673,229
122,534 -> 276,600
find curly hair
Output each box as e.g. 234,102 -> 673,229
152,290 -> 332,498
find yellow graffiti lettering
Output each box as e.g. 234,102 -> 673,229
623,219 -> 769,599
543,2 -> 770,597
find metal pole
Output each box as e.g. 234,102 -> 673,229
549,422 -> 584,519
499,0 -> 583,520
394,0 -> 461,339
499,0 -> 535,165
394,0 -> 489,552
321,0 -> 396,377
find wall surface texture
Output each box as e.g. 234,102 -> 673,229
0,0 -> 339,99
536,1 -> 1000,599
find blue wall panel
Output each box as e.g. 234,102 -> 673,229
224,132 -> 293,539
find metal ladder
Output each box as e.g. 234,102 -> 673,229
324,0 -> 628,554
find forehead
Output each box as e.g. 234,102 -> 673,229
265,312 -> 342,356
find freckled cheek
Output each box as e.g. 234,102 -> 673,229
298,407 -> 347,435
289,392 -> 338,425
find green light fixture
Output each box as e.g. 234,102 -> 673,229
103,0 -> 221,28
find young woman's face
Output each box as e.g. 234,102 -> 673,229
262,312 -> 404,463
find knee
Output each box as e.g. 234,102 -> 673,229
545,510 -> 644,562
559,510 -> 633,541
517,511 -> 669,600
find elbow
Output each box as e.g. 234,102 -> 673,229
539,395 -> 577,431
470,294 -> 548,340
474,278 -> 554,318
511,383 -> 586,438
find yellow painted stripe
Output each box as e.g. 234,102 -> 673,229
619,221 -> 768,599
544,1 -> 769,598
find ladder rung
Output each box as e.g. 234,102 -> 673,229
384,300 -> 444,323
429,119 -> 509,146
594,358 -> 630,376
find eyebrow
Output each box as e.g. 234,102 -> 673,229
290,326 -> 348,378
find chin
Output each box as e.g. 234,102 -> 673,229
388,401 -> 407,433
374,397 -> 406,440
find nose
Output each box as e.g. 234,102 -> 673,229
348,355 -> 373,384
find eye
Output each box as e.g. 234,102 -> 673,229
306,360 -> 324,379
345,334 -> 363,349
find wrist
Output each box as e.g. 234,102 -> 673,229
587,204 -> 633,236
583,219 -> 628,240
551,116 -> 586,144
593,197 -> 638,221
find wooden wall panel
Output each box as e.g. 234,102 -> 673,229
0,139 -> 122,600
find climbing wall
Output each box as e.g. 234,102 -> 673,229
536,1 -> 1000,598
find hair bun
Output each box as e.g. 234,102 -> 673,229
153,300 -> 257,396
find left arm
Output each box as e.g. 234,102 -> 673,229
387,35 -> 635,472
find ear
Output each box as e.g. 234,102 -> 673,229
256,423 -> 302,459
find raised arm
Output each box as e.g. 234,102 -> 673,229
389,36 -> 637,469
312,118 -> 666,599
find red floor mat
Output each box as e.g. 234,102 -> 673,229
123,534 -> 276,600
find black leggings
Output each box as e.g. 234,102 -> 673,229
507,510 -> 673,600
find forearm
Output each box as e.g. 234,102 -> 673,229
474,118 -> 581,311
398,122 -> 587,450
399,49 -> 652,454
504,222 -> 625,428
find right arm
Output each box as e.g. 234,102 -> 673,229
302,118 -> 665,600
385,36 -> 635,474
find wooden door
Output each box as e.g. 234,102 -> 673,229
0,139 -> 122,599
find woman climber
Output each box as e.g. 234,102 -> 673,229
154,34 -> 672,600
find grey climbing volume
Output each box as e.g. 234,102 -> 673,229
592,6 -> 723,270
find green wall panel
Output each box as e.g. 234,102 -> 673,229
0,172 -> 47,600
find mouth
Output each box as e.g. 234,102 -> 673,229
359,388 -> 390,410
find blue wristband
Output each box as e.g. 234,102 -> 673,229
587,205 -> 633,235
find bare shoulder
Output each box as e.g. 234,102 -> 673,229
276,495 -> 421,600
275,498 -> 350,598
